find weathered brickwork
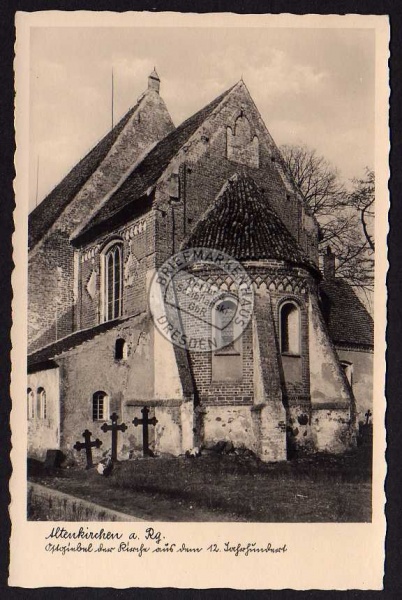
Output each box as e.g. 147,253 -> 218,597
78,212 -> 154,329
190,322 -> 254,406
152,83 -> 319,269
27,75 -> 367,463
29,85 -> 174,351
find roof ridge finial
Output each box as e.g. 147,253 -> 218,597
148,67 -> 160,94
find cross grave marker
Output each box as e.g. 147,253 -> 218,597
101,412 -> 127,461
73,429 -> 102,469
365,409 -> 372,425
132,406 -> 158,457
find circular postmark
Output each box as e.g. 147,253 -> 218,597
148,247 -> 254,352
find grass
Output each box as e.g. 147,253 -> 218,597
28,447 -> 372,522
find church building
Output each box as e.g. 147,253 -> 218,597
27,71 -> 374,463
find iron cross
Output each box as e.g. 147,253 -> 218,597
132,407 -> 158,457
365,409 -> 372,425
73,429 -> 102,469
101,413 -> 127,461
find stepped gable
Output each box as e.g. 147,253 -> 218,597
72,84 -> 237,244
183,173 -> 317,272
320,278 -> 374,348
28,102 -> 141,250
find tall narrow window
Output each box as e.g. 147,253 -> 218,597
280,302 -> 300,355
37,387 -> 47,419
115,338 -> 127,360
211,297 -> 242,381
213,298 -> 240,354
27,388 -> 35,419
105,243 -> 123,321
93,391 -> 108,421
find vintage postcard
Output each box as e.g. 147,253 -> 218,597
10,11 -> 389,589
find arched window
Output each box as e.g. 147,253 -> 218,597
93,391 -> 109,421
37,387 -> 46,419
211,296 -> 242,382
213,297 -> 240,354
27,388 -> 35,419
280,301 -> 301,355
104,243 -> 123,321
115,338 -> 127,360
340,361 -> 353,388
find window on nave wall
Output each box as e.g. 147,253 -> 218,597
102,242 -> 123,322
37,387 -> 47,419
115,338 -> 128,360
93,391 -> 109,421
27,388 -> 35,419
280,301 -> 301,356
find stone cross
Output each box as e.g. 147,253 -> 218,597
365,409 -> 372,425
73,429 -> 102,469
132,407 -> 158,457
101,413 -> 127,461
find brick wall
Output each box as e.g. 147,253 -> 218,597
153,83 -> 319,268
29,89 -> 173,352
78,212 -> 154,329
189,322 -> 254,406
29,81 -> 319,353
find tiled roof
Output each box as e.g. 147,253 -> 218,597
183,173 -> 317,271
320,278 -> 374,348
72,84 -> 237,244
27,316 -> 133,370
28,101 -> 141,250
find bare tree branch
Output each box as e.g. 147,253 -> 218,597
280,145 -> 375,299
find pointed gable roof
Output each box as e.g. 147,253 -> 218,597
72,83 -> 238,245
28,101 -> 141,250
183,173 -> 317,272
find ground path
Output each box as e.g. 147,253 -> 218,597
29,473 -> 246,522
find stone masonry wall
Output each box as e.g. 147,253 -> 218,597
51,307 -> 191,461
308,293 -> 356,452
335,347 -> 373,424
27,367 -> 60,459
58,314 -> 155,460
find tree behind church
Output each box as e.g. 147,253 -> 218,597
280,144 -> 374,310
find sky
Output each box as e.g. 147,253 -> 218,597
29,25 -> 375,212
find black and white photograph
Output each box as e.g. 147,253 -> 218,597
10,11 -> 388,589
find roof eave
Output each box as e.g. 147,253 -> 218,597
27,359 -> 59,374
71,192 -> 154,248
